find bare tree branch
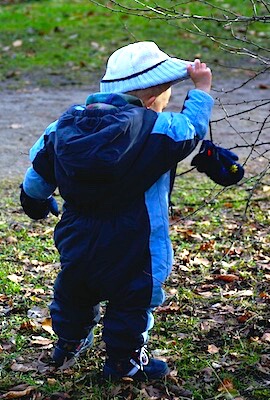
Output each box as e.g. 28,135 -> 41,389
89,0 -> 270,215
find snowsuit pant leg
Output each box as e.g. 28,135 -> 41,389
103,267 -> 156,357
49,211 -> 102,341
50,270 -> 101,341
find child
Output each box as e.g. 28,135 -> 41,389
20,41 -> 214,380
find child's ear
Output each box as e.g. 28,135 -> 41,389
144,96 -> 156,109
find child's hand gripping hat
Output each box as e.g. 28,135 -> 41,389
191,140 -> 245,187
100,41 -> 193,93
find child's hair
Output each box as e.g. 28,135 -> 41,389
126,82 -> 172,102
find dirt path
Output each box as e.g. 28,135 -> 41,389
1,73 -> 269,181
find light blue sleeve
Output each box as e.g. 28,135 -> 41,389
23,167 -> 57,200
151,89 -> 214,141
29,120 -> 58,161
23,105 -> 86,200
23,120 -> 58,200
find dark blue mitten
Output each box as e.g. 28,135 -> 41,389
191,140 -> 244,186
20,185 -> 59,220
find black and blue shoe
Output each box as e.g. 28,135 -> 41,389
52,330 -> 94,367
103,346 -> 170,381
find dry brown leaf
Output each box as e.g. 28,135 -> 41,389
217,378 -> 235,392
258,84 -> 270,89
259,292 -> 270,299
10,362 -> 36,373
30,336 -> 53,346
200,366 -> 214,382
46,393 -> 70,399
214,274 -> 239,282
237,312 -> 253,323
7,274 -> 23,283
47,378 -> 57,385
196,291 -> 213,298
0,294 -> 9,302
6,236 -> 18,243
19,320 -> 37,331
200,240 -> 215,251
261,332 -> 270,342
155,303 -> 180,314
0,385 -> 35,399
141,384 -> 164,398
207,344 -> 220,354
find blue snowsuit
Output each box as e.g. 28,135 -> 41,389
22,91 -> 214,356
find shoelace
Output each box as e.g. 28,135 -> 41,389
128,346 -> 149,377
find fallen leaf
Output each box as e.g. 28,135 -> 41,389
214,274 -> 239,282
7,274 -> 23,283
30,336 -> 53,346
41,317 -> 54,335
156,303 -> 180,314
19,320 -> 37,331
261,332 -> 270,342
10,362 -> 36,372
258,84 -> 269,89
208,344 -> 220,354
200,240 -> 215,251
196,291 -> 214,298
12,40 -> 23,47
47,378 -> 57,385
201,366 -> 214,382
217,378 -> 235,392
6,236 -> 18,243
0,294 -> 9,302
0,385 -> 35,399
259,292 -> 270,299
237,312 -> 253,323
46,392 -> 71,399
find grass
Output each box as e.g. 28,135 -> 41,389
0,170 -> 269,399
0,0 -> 269,87
0,1 -> 269,398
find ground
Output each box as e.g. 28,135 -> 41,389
0,71 -> 269,181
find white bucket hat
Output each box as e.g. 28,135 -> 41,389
100,41 -> 192,93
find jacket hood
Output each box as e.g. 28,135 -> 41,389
55,103 -> 150,184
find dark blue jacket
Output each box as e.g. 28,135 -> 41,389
23,91 -> 214,306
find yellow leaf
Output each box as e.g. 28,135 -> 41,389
41,317 -> 54,335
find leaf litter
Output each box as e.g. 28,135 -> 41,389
0,173 -> 270,399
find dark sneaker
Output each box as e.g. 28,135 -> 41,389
52,330 -> 94,367
103,346 -> 170,381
